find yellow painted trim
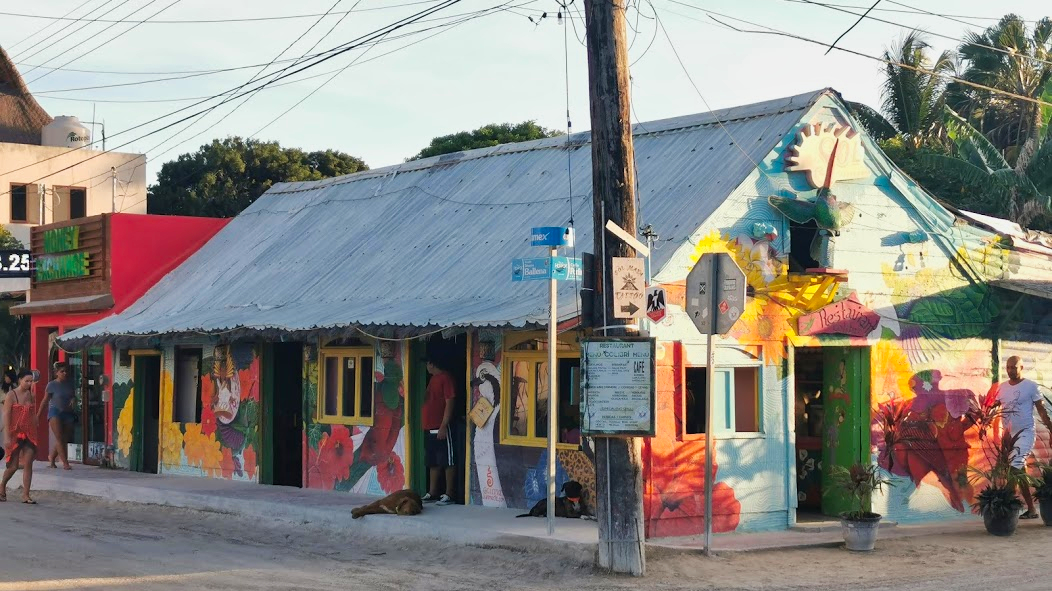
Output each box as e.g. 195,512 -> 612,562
128,349 -> 161,356
317,346 -> 376,426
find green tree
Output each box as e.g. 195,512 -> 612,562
952,14 -> 1052,164
148,138 -> 368,217
0,226 -> 25,249
409,121 -> 561,160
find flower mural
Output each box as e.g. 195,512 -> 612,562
303,343 -> 407,495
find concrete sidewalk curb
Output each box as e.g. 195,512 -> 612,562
31,470 -> 599,566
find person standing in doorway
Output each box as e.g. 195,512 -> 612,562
46,362 -> 76,470
422,357 -> 456,506
2,369 -> 45,503
996,356 -> 1052,519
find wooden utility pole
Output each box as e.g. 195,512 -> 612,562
584,0 -> 646,576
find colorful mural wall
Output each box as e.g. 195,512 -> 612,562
159,343 -> 262,480
467,331 -> 597,511
112,363 -> 133,470
647,94 -> 1052,531
301,342 -> 408,495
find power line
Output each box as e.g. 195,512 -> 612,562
0,0 -> 471,196
0,0 -> 444,25
14,0 -> 128,63
665,0 -> 1052,110
26,0 -> 186,85
824,0 -> 880,55
788,0 -> 1052,69
5,0 -> 97,53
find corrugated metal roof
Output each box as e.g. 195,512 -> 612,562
60,89 -> 826,346
993,279 -> 1052,300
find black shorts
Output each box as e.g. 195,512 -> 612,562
424,430 -> 454,468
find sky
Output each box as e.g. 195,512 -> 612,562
2,0 -> 1048,188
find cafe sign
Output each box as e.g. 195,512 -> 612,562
36,225 -> 90,282
580,336 -> 656,437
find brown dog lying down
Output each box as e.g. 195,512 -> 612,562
351,490 -> 423,519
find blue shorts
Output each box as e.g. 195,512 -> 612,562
48,408 -> 76,424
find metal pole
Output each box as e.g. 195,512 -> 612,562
599,201 -> 607,336
703,256 -> 718,556
547,245 -> 558,536
111,167 -> 117,213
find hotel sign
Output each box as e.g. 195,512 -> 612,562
37,225 -> 90,282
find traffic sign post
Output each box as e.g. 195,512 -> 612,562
512,227 -> 581,537
685,252 -> 746,556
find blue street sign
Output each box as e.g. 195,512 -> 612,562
512,257 -> 582,282
530,226 -> 574,247
512,258 -> 552,281
551,256 -> 582,281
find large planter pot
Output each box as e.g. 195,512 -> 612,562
840,513 -> 882,552
983,511 -> 1019,536
1040,499 -> 1052,526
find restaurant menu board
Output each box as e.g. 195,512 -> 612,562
580,337 -> 656,437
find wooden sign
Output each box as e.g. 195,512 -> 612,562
797,293 -> 878,337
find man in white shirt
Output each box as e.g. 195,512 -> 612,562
996,356 -> 1052,519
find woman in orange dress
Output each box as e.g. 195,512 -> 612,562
2,369 -> 45,504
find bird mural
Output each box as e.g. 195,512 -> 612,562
768,138 -> 857,268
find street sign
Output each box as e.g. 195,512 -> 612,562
512,257 -> 582,282
645,286 -> 666,323
685,252 -> 746,335
550,256 -> 582,281
580,337 -> 656,437
530,226 -> 574,247
612,257 -> 645,318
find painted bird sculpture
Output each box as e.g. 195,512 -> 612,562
768,138 -> 856,268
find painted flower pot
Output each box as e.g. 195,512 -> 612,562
840,513 -> 882,552
983,512 -> 1019,536
1040,499 -> 1052,527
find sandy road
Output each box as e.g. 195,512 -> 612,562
0,491 -> 1046,590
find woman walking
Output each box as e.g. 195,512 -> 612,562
2,369 -> 44,504
46,362 -> 75,470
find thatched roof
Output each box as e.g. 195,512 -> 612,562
0,46 -> 51,145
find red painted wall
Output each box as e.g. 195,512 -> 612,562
29,213 -> 229,459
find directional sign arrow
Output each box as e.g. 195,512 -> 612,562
620,301 -> 640,316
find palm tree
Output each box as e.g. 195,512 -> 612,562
926,107 -> 1052,228
953,15 -> 1052,168
882,32 -> 955,150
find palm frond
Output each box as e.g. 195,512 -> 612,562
944,106 -> 1009,171
847,101 -> 897,141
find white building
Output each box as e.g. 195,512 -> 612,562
0,46 -> 147,252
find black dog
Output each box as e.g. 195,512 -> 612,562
516,480 -> 589,518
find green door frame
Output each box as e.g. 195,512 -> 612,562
129,351 -> 160,473
260,343 -> 275,485
821,346 -> 871,516
408,340 -> 428,495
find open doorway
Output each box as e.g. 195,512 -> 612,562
264,342 -> 304,487
794,346 -> 871,520
409,334 -> 468,504
132,354 -> 161,474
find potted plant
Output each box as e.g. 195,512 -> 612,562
828,463 -> 892,551
1032,463 -> 1052,527
968,429 -> 1032,536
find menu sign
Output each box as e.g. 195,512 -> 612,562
580,337 -> 655,437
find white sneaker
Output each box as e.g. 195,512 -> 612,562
436,494 -> 453,506
421,493 -> 437,503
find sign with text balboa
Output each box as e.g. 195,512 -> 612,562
580,336 -> 656,437
36,225 -> 89,282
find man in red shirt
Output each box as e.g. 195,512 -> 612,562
422,358 -> 457,505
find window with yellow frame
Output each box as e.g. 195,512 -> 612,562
501,332 -> 582,448
318,346 -> 374,425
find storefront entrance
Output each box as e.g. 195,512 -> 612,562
409,334 -> 468,503
65,346 -> 107,466
131,353 -> 161,474
794,346 -> 871,519
262,342 -> 303,487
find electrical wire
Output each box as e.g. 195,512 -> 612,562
0,0 -> 470,195
0,1 -> 444,25
4,0 -> 98,54
16,0 -> 134,67
25,0 -> 186,85
824,0 -> 880,55
665,0 -> 1052,110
